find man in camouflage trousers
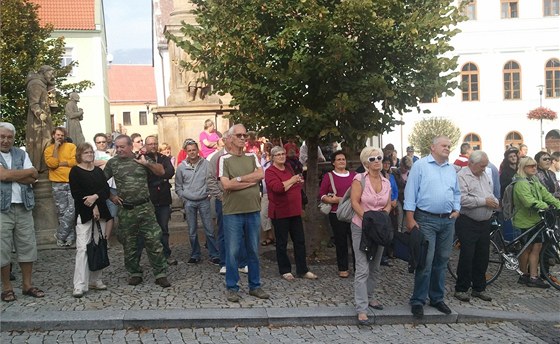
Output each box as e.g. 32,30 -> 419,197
104,135 -> 170,287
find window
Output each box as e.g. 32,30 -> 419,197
464,1 -> 476,20
504,131 -> 523,150
463,133 -> 481,150
461,63 -> 479,101
503,61 -> 521,100
60,47 -> 75,76
139,111 -> 147,126
544,0 -> 560,16
545,58 -> 560,98
501,0 -> 518,18
123,111 -> 131,126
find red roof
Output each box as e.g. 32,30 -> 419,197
31,0 -> 96,31
108,65 -> 157,103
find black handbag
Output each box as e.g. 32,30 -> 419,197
86,219 -> 110,271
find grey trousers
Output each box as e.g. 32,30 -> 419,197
351,222 -> 383,314
52,182 -> 76,242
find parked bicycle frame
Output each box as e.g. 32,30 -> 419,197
448,209 -> 560,290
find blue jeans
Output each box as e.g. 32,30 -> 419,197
223,211 -> 261,291
216,199 -> 247,268
410,211 -> 455,306
186,198 -> 219,260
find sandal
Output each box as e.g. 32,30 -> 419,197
301,271 -> 318,280
369,301 -> 384,310
357,313 -> 370,325
1,290 -> 16,302
282,273 -> 295,281
261,239 -> 275,246
338,271 -> 350,278
22,287 -> 45,298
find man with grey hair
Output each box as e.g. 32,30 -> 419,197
453,150 -> 499,302
0,122 -> 44,301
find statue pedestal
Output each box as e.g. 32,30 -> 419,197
153,103 -> 236,154
33,173 -> 59,248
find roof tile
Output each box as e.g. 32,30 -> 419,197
108,65 -> 157,103
31,0 -> 96,31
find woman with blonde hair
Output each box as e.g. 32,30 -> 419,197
351,146 -> 392,325
513,156 -> 560,288
159,142 -> 175,167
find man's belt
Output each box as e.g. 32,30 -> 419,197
122,197 -> 150,210
417,208 -> 451,218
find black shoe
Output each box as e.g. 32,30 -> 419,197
429,301 -> 452,315
9,272 -> 15,281
166,258 -> 178,266
517,274 -> 530,285
187,257 -> 201,264
128,276 -> 143,286
155,277 -> 171,288
210,257 -> 220,265
380,259 -> 392,267
411,305 -> 424,319
527,277 -> 550,289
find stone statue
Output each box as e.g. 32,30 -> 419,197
25,65 -> 56,173
65,92 -> 85,145
187,67 -> 209,102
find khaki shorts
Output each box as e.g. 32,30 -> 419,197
1,204 -> 37,267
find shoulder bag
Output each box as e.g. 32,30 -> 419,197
336,173 -> 366,223
318,172 -> 336,215
86,218 -> 110,271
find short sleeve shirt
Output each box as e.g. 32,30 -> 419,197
219,153 -> 261,214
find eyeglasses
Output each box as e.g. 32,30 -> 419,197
234,133 -> 248,139
368,156 -> 383,162
95,141 -> 107,144
542,157 -> 551,161
274,153 -> 286,157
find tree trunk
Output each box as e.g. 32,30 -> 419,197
302,136 -> 331,257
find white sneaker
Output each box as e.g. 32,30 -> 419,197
54,234 -> 65,247
89,280 -> 107,290
238,266 -> 248,274
72,288 -> 84,298
219,266 -> 226,275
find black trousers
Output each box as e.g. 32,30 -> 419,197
455,215 -> 491,293
328,213 -> 355,272
271,216 -> 309,276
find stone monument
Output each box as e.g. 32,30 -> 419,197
65,92 -> 85,145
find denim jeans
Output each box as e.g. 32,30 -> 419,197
186,198 -> 219,260
136,204 -> 172,258
410,211 -> 455,306
216,199 -> 247,268
223,211 -> 261,291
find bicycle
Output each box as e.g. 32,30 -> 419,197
447,208 -> 560,290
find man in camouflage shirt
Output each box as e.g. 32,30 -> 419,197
104,135 -> 170,287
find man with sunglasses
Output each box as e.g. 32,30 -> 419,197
219,124 -> 269,302
404,136 -> 461,319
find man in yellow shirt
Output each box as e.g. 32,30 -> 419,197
44,127 -> 77,247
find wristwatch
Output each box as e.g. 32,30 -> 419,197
236,176 -> 242,182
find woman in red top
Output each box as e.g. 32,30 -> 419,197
265,146 -> 318,281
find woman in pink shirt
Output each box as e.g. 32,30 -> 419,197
350,146 -> 391,325
199,119 -> 222,158
265,146 -> 317,282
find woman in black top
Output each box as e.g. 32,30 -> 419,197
69,143 -> 113,298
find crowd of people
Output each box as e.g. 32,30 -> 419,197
1,119 -> 559,326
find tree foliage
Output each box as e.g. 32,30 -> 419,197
0,0 -> 93,144
408,117 -> 461,157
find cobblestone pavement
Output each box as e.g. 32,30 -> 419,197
1,231 -> 558,314
2,321 -> 557,343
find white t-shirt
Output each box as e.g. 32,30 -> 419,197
1,150 -> 33,203
95,149 -> 116,189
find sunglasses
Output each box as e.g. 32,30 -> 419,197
184,139 -> 197,145
368,156 -> 383,162
235,133 -> 248,139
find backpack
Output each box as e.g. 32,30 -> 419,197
501,179 -> 518,221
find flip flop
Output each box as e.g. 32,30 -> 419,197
22,287 -> 45,298
368,301 -> 384,310
282,273 -> 295,281
1,290 -> 16,302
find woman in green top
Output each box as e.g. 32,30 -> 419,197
513,157 -> 560,288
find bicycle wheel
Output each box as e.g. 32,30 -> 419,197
447,238 -> 504,286
540,241 -> 560,290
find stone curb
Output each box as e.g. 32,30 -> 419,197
2,305 -> 557,332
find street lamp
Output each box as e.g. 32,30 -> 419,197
537,85 -> 544,149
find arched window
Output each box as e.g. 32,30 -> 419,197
504,61 -> 521,100
463,133 -> 481,151
504,131 -> 523,150
461,63 -> 479,101
545,58 -> 560,98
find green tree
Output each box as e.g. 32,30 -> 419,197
0,0 -> 93,144
170,0 -> 464,249
408,117 -> 461,157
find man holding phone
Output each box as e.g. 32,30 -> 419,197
404,136 -> 461,319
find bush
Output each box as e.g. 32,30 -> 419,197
408,117 -> 461,157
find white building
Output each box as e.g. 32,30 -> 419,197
382,0 -> 560,164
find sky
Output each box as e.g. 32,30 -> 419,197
104,0 -> 152,64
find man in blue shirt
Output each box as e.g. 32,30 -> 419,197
404,136 -> 461,319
